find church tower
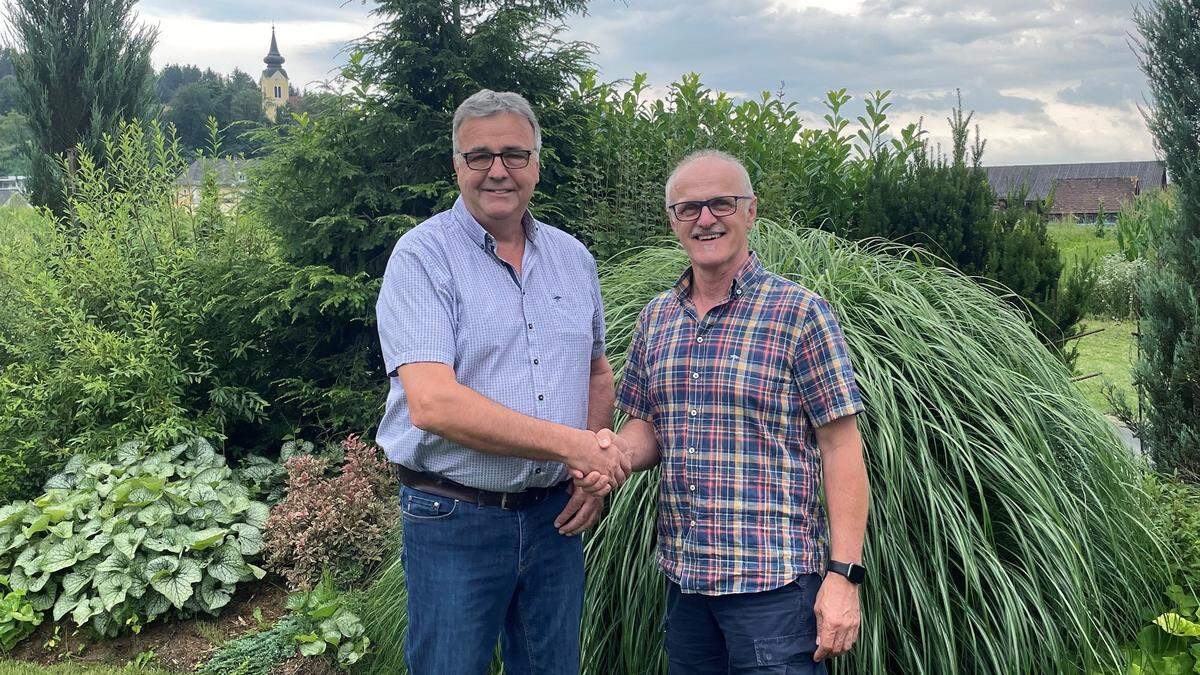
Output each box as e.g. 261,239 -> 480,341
260,27 -> 289,122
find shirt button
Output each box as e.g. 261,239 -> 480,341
735,289 -> 743,296
688,447 -> 696,454
537,394 -> 545,401
689,484 -> 696,492
690,520 -> 697,527
535,468 -> 543,474
696,337 -> 704,343
689,409 -> 698,417
533,358 -> 539,365
528,323 -> 534,329
691,372 -> 699,379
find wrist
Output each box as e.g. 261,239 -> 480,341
826,559 -> 867,585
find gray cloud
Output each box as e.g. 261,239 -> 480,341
567,0 -> 1155,162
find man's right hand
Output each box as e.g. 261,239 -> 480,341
567,429 -> 631,495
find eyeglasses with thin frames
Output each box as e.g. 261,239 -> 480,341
667,195 -> 754,222
459,150 -> 534,171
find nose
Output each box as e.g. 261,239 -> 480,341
486,157 -> 511,181
696,204 -> 719,227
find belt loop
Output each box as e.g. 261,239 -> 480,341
500,492 -> 510,509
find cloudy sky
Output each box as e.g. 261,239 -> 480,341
139,0 -> 1160,165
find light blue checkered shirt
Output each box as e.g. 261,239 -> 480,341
375,197 -> 606,492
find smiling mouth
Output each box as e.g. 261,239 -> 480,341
693,232 -> 725,241
482,188 -> 516,195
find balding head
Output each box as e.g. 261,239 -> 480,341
665,150 -> 754,207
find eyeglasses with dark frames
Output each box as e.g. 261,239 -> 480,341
667,195 -> 754,221
459,150 -> 535,171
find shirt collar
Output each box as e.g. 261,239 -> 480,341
452,196 -> 539,252
673,251 -> 766,304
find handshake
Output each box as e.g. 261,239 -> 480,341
566,429 -> 632,496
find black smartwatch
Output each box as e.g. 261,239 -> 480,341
827,560 -> 866,584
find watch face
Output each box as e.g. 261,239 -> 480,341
848,564 -> 866,584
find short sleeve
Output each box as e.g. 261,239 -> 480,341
376,242 -> 456,376
587,254 -> 606,360
615,310 -> 653,422
793,297 -> 864,427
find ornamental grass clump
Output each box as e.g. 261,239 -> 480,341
262,436 -> 399,590
362,221 -> 1169,674
583,221 -> 1169,674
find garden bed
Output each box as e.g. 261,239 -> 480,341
8,581 -> 288,672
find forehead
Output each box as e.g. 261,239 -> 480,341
457,113 -> 535,150
669,158 -> 746,201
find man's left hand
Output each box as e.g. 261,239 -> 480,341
554,482 -> 604,536
813,572 -> 861,662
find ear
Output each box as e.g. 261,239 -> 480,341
748,196 -> 758,225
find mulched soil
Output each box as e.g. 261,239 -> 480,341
9,580 -> 290,672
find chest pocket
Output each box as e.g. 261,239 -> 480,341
716,340 -> 794,419
546,291 -> 594,340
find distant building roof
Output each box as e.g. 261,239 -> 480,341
984,161 -> 1167,202
1048,177 -> 1137,217
176,158 -> 253,187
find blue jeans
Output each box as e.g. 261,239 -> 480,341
400,483 -> 584,675
665,575 -> 828,674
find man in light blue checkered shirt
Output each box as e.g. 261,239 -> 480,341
375,89 -> 630,674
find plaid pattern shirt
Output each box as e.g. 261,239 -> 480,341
616,253 -> 864,595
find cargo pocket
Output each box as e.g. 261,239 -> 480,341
753,631 -> 818,667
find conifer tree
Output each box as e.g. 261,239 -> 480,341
1134,0 -> 1200,475
5,0 -> 157,217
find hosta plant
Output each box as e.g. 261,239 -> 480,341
0,438 -> 268,637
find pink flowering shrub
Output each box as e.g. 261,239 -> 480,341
262,435 -> 399,589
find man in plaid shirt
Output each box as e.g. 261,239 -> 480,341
606,150 -> 870,673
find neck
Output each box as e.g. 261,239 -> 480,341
466,204 -> 527,246
690,250 -> 750,306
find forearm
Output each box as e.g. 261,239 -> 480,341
407,374 -> 588,464
819,417 -> 869,563
587,357 -> 615,433
618,418 -> 661,471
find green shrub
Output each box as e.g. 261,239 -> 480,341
234,440 -> 318,506
262,436 -> 398,589
0,120 -> 290,503
1094,253 -> 1150,319
0,574 -> 42,653
286,574 -> 370,667
0,438 -> 267,637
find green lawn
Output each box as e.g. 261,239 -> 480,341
1048,220 -> 1120,275
1072,317 -> 1138,413
1045,222 -> 1137,414
0,661 -> 166,674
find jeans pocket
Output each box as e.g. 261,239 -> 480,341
401,491 -> 458,521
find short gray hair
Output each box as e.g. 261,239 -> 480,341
451,89 -> 543,154
664,149 -> 754,206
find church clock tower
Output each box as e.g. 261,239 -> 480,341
260,27 -> 289,122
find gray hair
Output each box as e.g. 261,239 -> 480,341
664,149 -> 755,206
451,89 -> 543,154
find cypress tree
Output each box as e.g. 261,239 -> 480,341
5,0 -> 157,218
1134,0 -> 1200,475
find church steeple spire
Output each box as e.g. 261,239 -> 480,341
264,26 -> 285,68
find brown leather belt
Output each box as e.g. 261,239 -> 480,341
396,465 -> 567,510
